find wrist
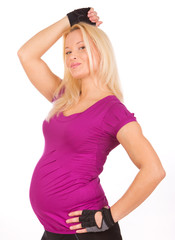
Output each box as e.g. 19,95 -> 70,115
110,206 -> 119,223
62,16 -> 71,29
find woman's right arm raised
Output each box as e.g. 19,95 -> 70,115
17,16 -> 70,102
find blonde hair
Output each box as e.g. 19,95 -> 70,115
45,22 -> 123,123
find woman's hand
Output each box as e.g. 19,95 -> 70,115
66,210 -> 103,233
65,206 -> 115,233
67,7 -> 103,27
87,8 -> 103,27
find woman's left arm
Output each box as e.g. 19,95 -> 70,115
110,121 -> 166,222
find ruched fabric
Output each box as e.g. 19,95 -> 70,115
102,100 -> 137,139
29,92 -> 137,234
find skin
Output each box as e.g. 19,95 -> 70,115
65,29 -> 100,83
65,10 -> 112,101
65,29 -> 111,100
65,8 -> 166,234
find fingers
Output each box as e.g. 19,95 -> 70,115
87,8 -> 103,27
68,210 -> 82,216
89,7 -> 94,12
87,11 -> 98,21
96,21 -> 103,27
66,215 -> 88,233
89,16 -> 99,22
76,228 -> 88,233
66,216 -> 79,223
69,223 -> 82,230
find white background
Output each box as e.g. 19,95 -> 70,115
0,0 -> 174,239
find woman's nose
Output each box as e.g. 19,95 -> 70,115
70,51 -> 78,59
70,55 -> 77,60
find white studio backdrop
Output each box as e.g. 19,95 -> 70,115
0,0 -> 174,239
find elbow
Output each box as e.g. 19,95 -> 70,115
17,49 -> 35,61
141,164 -> 166,183
17,48 -> 25,58
17,49 -> 23,59
17,47 -> 27,60
159,168 -> 166,180
154,167 -> 166,183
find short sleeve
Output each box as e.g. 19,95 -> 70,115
102,101 -> 137,139
51,86 -> 65,103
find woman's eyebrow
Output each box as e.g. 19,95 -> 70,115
65,41 -> 84,49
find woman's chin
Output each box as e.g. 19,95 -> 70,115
71,74 -> 89,80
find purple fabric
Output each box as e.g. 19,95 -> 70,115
29,93 -> 137,234
51,86 -> 65,103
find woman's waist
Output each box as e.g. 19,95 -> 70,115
30,176 -> 107,211
32,195 -> 110,235
60,177 -> 106,208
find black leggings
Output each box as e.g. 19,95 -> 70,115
41,222 -> 123,240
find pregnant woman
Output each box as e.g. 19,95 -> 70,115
17,7 -> 166,240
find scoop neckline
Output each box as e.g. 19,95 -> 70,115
56,95 -> 117,121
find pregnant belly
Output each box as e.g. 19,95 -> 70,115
29,156 -> 110,234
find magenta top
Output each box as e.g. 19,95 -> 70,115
29,89 -> 137,234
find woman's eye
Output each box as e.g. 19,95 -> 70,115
80,46 -> 86,50
65,46 -> 85,55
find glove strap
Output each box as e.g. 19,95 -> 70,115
101,207 -> 115,228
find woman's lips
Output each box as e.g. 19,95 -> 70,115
71,63 -> 81,68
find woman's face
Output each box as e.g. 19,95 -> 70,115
65,29 -> 100,79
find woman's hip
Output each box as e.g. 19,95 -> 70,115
41,221 -> 122,240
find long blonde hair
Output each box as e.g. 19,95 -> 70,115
45,22 -> 123,123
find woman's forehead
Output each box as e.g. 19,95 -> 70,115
65,29 -> 93,46
65,29 -> 83,43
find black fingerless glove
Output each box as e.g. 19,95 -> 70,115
79,207 -> 116,232
67,7 -> 96,27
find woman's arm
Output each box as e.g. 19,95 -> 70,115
17,16 -> 70,59
17,16 -> 70,102
110,121 -> 166,222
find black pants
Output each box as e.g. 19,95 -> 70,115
41,222 -> 123,240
